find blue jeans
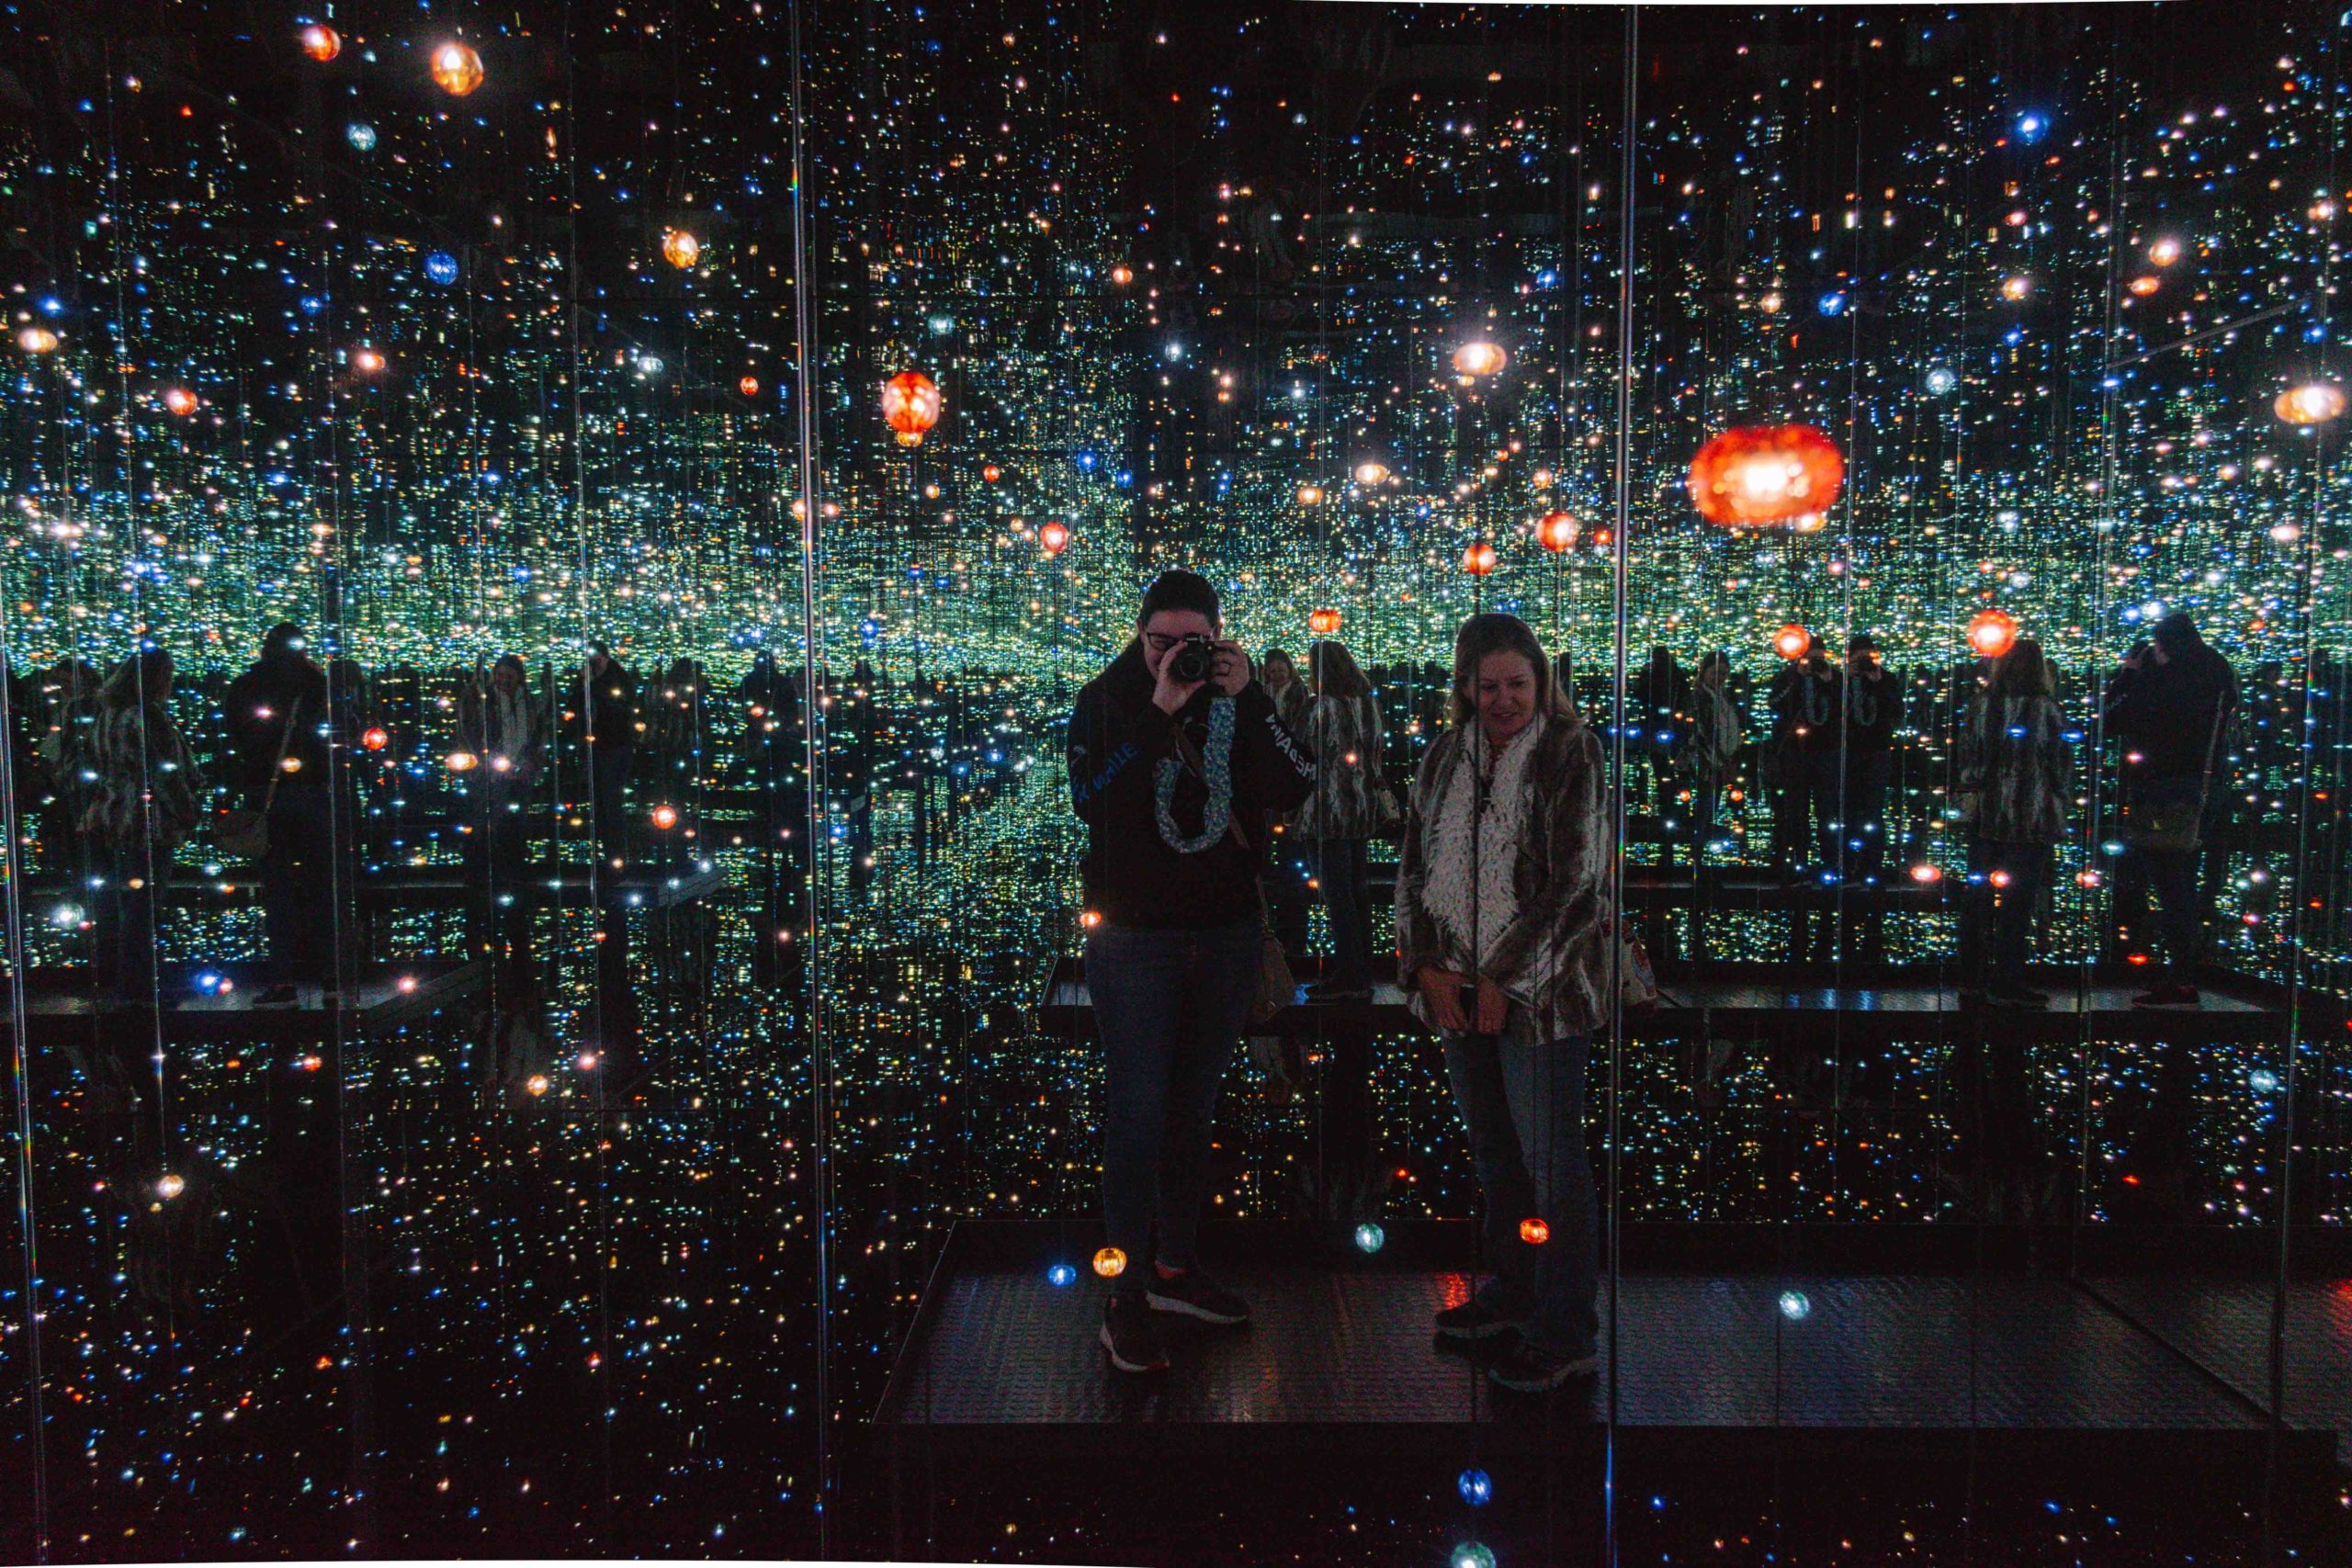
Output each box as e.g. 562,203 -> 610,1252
1443,1017 -> 1598,1358
1086,918 -> 1261,1291
1310,838 -> 1372,990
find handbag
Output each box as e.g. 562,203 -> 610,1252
1172,719 -> 1296,1025
218,702 -> 298,861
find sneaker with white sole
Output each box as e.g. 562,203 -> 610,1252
1144,1266 -> 1250,1325
1433,1298 -> 1525,1340
1100,1293 -> 1170,1374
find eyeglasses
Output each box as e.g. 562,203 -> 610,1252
1144,634 -> 1191,654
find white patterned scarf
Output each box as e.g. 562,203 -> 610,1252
1422,716 -> 1544,969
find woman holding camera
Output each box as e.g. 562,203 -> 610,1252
1067,570 -> 1317,1374
1396,613 -> 1611,1392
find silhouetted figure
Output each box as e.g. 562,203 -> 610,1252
576,642 -> 636,869
224,623 -> 335,1004
1957,638 -> 2069,1008
1680,650 -> 1741,857
2105,613 -> 2238,1009
83,649 -> 205,1004
458,654 -> 548,984
1841,635 -> 1900,881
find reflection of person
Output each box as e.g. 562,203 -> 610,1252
1629,644 -> 1689,815
1261,647 -> 1310,735
1067,569 -> 1315,1375
1679,650 -> 1741,853
225,623 -> 334,1004
1841,635 -> 1899,881
82,649 -> 205,1004
458,654 -> 548,978
578,642 -> 636,869
2105,613 -> 2237,1009
1957,638 -> 2069,1008
1396,613 -> 1609,1393
1297,639 -> 1381,998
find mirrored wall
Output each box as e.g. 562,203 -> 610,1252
3,4 -> 2347,1564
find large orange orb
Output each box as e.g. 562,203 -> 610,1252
1308,607 -> 1342,636
661,229 -> 701,270
2276,382 -> 2346,425
738,375 -> 760,397
300,24 -> 342,62
431,40 -> 484,96
1461,541 -> 1498,577
1535,511 -> 1578,552
1038,521 -> 1070,556
1453,340 -> 1508,378
163,387 -> 198,417
1967,608 -> 2018,660
882,370 -> 943,447
1773,623 -> 1812,660
1688,424 -> 1846,528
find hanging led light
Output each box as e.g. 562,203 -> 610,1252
1091,1247 -> 1126,1279
2148,236 -> 2183,265
1461,540 -> 1498,577
1773,623 -> 1812,660
1535,511 -> 1578,552
299,24 -> 342,62
1452,339 -> 1507,378
1308,607 -> 1342,636
1967,608 -> 2018,660
2275,381 -> 2346,424
431,40 -> 485,96
882,370 -> 943,447
739,375 -> 760,398
1352,460 -> 1390,486
163,387 -> 198,417
1687,424 -> 1845,528
1038,521 -> 1070,556
661,228 -> 702,269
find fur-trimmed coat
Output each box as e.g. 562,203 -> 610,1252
1395,711 -> 1613,1040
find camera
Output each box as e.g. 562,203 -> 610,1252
1170,634 -> 1215,684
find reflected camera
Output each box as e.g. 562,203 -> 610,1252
1170,634 -> 1214,684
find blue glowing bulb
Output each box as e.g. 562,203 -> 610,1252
1046,1262 -> 1077,1288
345,120 -> 377,152
423,251 -> 459,287
1925,366 -> 1958,396
1353,1221 -> 1385,1254
1779,1289 -> 1812,1322
1451,1544 -> 1496,1568
1457,1468 -> 1492,1506
2016,113 -> 2046,143
1818,291 -> 1849,317
2248,1068 -> 2281,1095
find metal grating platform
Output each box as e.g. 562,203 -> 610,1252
2088,1276 -> 2352,1462
874,1244 -> 2316,1462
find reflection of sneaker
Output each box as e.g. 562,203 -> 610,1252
1987,983 -> 2048,1010
1487,1338 -> 1597,1392
254,984 -> 300,1008
2132,983 -> 2200,1009
1433,1299 -> 1523,1340
1100,1293 -> 1169,1374
1146,1267 -> 1250,1325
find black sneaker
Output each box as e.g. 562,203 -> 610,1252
1487,1338 -> 1598,1393
1145,1266 -> 1250,1325
1986,982 -> 2048,1010
1100,1293 -> 1170,1374
253,984 -> 300,1009
2132,982 -> 2200,1009
1433,1298 -> 1523,1340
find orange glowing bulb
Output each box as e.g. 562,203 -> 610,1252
1536,511 -> 1578,552
1091,1247 -> 1127,1279
163,387 -> 198,417
1773,623 -> 1812,660
1461,540 -> 1498,577
300,24 -> 342,62
1966,608 -> 2018,660
1519,1217 -> 1551,1246
431,40 -> 484,96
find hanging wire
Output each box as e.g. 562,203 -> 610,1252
784,0 -> 837,1542
1604,9 -> 1640,1562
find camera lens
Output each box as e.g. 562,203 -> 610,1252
1170,638 -> 1211,683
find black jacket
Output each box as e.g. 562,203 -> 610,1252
1843,664 -> 1901,754
2105,645 -> 2236,783
1067,644 -> 1315,930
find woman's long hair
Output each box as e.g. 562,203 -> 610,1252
102,648 -> 174,714
1990,637 -> 2055,698
1447,613 -> 1573,729
1307,639 -> 1370,701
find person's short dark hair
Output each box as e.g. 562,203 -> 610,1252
263,621 -> 306,660
1849,633 -> 1878,655
1138,569 -> 1220,626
